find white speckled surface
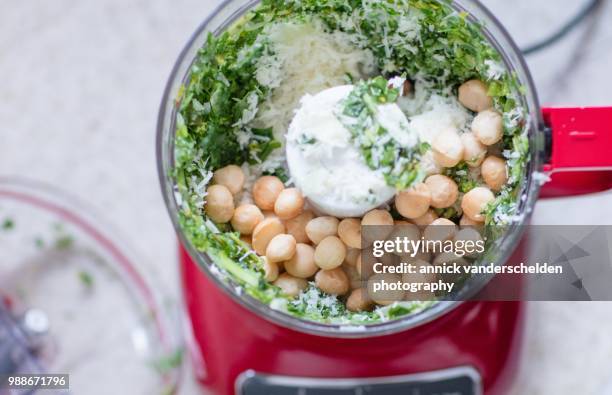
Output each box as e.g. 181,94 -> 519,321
1,0 -> 611,394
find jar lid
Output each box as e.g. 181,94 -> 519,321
0,178 -> 182,394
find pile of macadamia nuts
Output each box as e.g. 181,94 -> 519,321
203,79 -> 508,313
206,166 -> 376,312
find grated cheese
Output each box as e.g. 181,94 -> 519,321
254,20 -> 376,143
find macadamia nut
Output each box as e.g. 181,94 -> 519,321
285,243 -> 317,278
284,210 -> 314,244
423,218 -> 457,242
425,175 -> 459,209
273,273 -> 307,297
461,132 -> 487,167
261,256 -> 279,282
338,218 -> 362,249
205,184 -> 235,223
472,110 -> 503,146
252,217 -> 285,255
314,236 -> 346,270
412,209 -> 439,226
274,188 -> 304,220
346,288 -> 373,312
305,216 -> 339,244
231,204 -> 264,235
212,165 -> 245,195
266,234 -> 297,263
252,176 -> 284,210
432,128 -> 464,168
481,156 -> 508,191
461,187 -> 495,222
395,183 -> 431,219
458,80 -> 493,112
315,268 -> 350,295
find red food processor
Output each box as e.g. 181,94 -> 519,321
156,1 -> 612,394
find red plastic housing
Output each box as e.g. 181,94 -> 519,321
540,107 -> 612,197
180,248 -> 524,395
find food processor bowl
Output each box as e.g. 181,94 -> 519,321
157,0 -> 543,338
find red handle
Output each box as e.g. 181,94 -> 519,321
539,107 -> 612,198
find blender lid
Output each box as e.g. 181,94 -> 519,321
0,178 -> 183,395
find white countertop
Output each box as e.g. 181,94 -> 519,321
1,0 -> 611,394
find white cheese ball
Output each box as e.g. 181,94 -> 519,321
472,110 -> 503,146
212,165 -> 245,195
458,80 -> 493,112
461,187 -> 495,222
286,85 -> 396,217
461,132 -> 487,167
481,156 -> 508,191
205,185 -> 235,224
432,128 -> 464,168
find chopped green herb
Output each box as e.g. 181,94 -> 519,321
336,77 -> 427,189
296,134 -> 317,146
287,285 -> 347,320
434,206 -> 459,221
34,237 -> 45,249
2,218 -> 14,230
444,162 -> 479,193
151,349 -> 184,375
386,303 -> 424,319
77,270 -> 95,290
263,167 -> 290,183
54,235 -> 74,250
161,385 -> 177,395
